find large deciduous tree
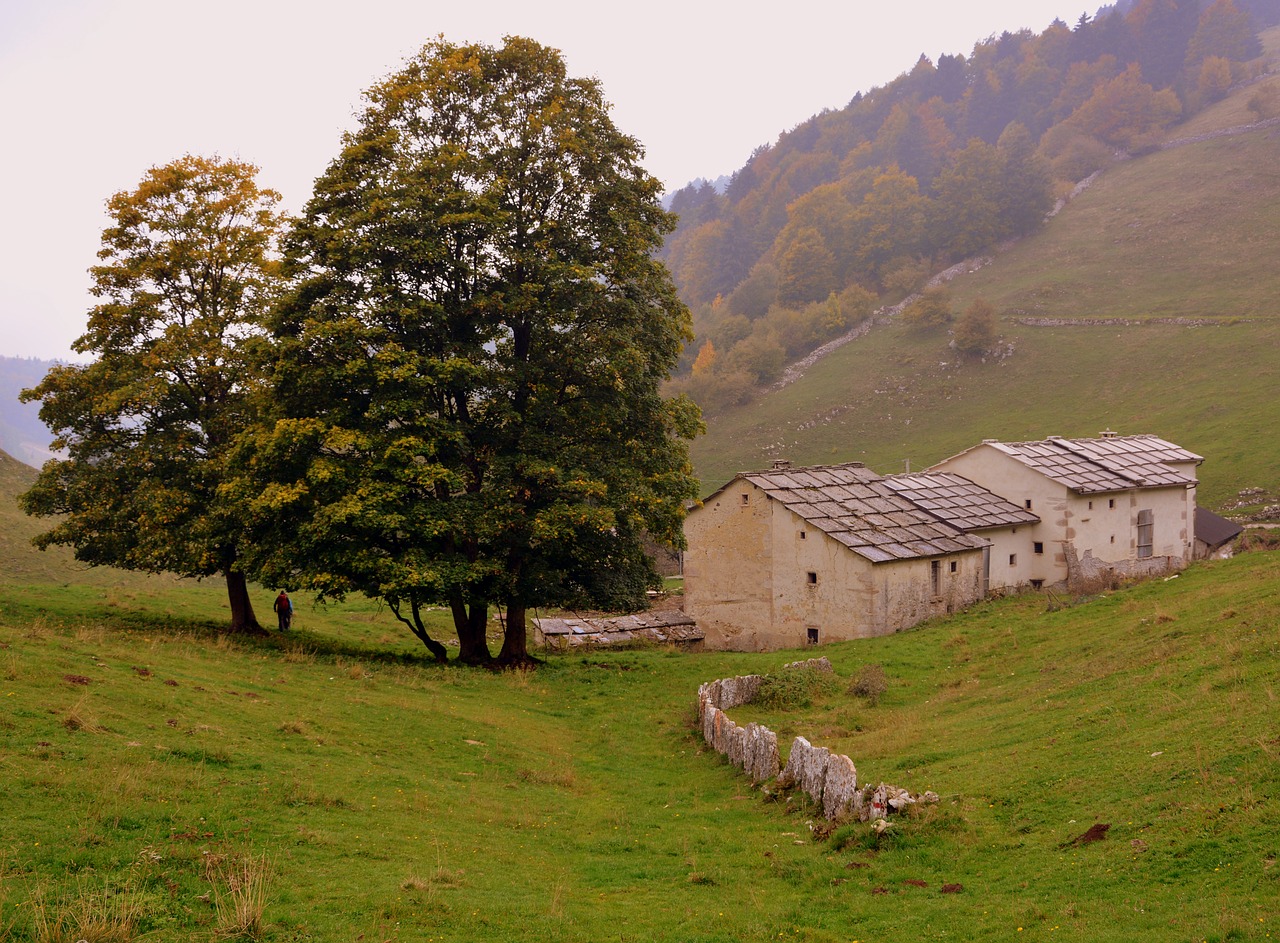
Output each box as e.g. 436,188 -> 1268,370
242,37 -> 701,665
20,156 -> 285,630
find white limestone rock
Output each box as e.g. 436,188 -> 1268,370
702,704 -> 719,747
821,754 -> 858,820
775,735 -> 810,789
728,723 -> 748,769
748,725 -> 780,783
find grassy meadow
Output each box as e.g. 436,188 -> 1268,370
3,522 -> 1280,942
5,31 -> 1280,943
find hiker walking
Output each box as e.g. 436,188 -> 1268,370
273,590 -> 293,631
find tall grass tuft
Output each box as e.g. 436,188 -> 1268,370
28,878 -> 142,943
210,851 -> 272,941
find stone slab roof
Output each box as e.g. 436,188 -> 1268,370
885,472 -> 1040,531
980,434 -> 1201,494
735,463 -> 989,563
534,610 -> 702,648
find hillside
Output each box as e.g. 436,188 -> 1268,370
690,54 -> 1280,516
3,521 -> 1278,939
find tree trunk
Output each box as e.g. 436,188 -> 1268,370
409,598 -> 449,663
497,602 -> 538,667
452,595 -> 492,665
226,571 -> 261,632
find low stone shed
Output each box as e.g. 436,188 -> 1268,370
533,610 -> 703,650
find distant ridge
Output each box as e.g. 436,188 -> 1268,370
0,355 -> 59,467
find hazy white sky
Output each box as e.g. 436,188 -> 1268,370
1,0 -> 1082,359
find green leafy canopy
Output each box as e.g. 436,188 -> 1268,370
236,37 -> 702,664
21,155 -> 285,630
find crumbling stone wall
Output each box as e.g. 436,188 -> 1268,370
1063,543 -> 1183,594
696,657 -> 937,822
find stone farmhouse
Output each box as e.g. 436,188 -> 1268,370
929,433 -> 1201,592
682,460 -> 1032,651
684,433 -> 1207,651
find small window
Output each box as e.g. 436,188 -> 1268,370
806,627 -> 819,645
949,560 -> 958,573
1088,500 -> 1094,510
930,560 -> 941,595
1109,498 -> 1116,509
1033,542 -> 1044,554
1030,579 -> 1044,590
1025,499 -> 1033,509
806,571 -> 818,585
799,530 -> 807,540
1009,553 -> 1018,566
1110,535 -> 1116,544
740,493 -> 750,505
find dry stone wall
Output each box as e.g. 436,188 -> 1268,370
697,657 -> 936,822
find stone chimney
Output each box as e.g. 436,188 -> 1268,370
1099,428 -> 1119,438
771,459 -> 792,471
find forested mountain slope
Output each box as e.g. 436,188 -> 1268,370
677,14 -> 1280,520
663,3 -> 1277,405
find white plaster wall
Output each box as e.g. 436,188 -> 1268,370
683,480 -> 775,649
685,482 -> 988,650
935,446 -> 1197,590
931,445 -> 1068,588
873,552 -> 986,632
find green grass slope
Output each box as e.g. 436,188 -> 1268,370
1,448 -> 450,647
691,71 -> 1280,511
3,548 -> 1278,941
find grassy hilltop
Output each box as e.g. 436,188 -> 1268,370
690,56 -> 1280,514
3,448 -> 1280,941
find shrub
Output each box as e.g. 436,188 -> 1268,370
755,665 -> 839,710
849,664 -> 889,706
953,299 -> 998,355
901,289 -> 953,329
1246,82 -> 1280,122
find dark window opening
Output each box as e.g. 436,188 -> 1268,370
1030,579 -> 1044,590
949,560 -> 958,573
806,627 -> 819,645
1025,499 -> 1033,509
806,571 -> 818,585
740,493 -> 749,505
799,531 -> 807,540
1109,498 -> 1116,509
1009,553 -> 1018,566
1033,542 -> 1044,554
930,560 -> 941,595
